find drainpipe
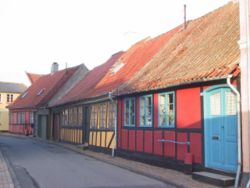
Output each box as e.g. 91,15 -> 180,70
226,75 -> 241,188
246,0 -> 250,187
109,92 -> 117,157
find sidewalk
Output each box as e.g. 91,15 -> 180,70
2,133 -> 223,188
0,150 -> 14,188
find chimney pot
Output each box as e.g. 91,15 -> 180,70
51,62 -> 59,73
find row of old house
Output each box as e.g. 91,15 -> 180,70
8,2 -> 243,182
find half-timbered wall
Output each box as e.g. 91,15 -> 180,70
88,101 -> 116,150
59,106 -> 83,144
118,86 -> 203,169
9,109 -> 34,135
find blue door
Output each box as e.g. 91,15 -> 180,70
204,86 -> 237,172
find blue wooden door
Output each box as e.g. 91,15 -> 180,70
204,86 -> 237,172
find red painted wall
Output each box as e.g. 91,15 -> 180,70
128,130 -> 136,151
136,130 -> 143,152
176,88 -> 201,129
9,109 -> 33,135
177,133 -> 188,161
154,130 -> 163,156
118,86 -> 203,166
164,131 -> 175,158
144,131 -> 153,154
190,133 -> 202,164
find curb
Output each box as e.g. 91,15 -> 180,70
1,150 -> 21,188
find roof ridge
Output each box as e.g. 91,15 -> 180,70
0,81 -> 26,85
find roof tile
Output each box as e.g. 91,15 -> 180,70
119,2 -> 240,95
9,66 -> 79,109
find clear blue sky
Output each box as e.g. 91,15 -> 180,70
0,0 -> 232,85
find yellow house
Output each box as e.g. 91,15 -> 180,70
0,82 -> 27,131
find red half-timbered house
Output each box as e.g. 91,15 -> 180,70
8,63 -> 88,137
116,2 -> 240,174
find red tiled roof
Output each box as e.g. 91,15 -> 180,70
119,2 -> 240,95
26,72 -> 43,84
90,26 -> 182,97
9,66 -> 80,109
55,51 -> 124,105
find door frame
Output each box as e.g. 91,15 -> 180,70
203,84 -> 237,172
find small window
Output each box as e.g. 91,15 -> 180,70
37,88 -> 45,96
226,91 -> 236,115
210,92 -> 221,115
140,95 -> 152,127
21,91 -> 28,98
159,92 -> 175,128
124,98 -> 135,127
100,104 -> 107,128
108,102 -> 116,129
90,106 -> 98,129
10,94 -> 13,102
30,112 -> 34,124
6,94 -> 13,103
78,107 -> 83,125
110,62 -> 124,75
7,94 -> 10,103
17,112 -> 25,124
63,109 -> 69,125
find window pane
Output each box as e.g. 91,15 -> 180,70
159,95 -> 166,126
210,92 -> 221,115
140,97 -> 145,125
108,103 -> 115,129
78,107 -> 83,125
125,100 -> 129,125
169,93 -> 173,104
130,99 -> 135,125
146,96 -> 152,126
30,112 -> 34,124
168,104 -> 174,125
226,91 -> 236,115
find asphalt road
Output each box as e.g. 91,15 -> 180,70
0,135 -> 173,188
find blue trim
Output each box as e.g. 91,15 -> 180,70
203,84 -> 229,93
124,97 -> 136,127
139,94 -> 153,127
158,91 -> 175,128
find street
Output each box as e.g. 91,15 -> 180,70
0,135 -> 172,188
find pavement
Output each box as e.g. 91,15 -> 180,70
0,149 -> 14,188
0,133 -> 221,188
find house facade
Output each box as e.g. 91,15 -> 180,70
8,1 -> 245,186
116,2 -> 240,175
9,63 -> 88,137
50,25 -> 180,153
0,82 -> 27,132
49,52 -> 124,145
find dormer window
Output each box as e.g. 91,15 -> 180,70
37,88 -> 45,96
21,91 -> 28,98
110,62 -> 124,75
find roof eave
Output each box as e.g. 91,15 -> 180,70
117,76 -> 232,97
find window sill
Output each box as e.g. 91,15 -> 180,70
158,125 -> 175,129
124,125 -> 135,128
139,125 -> 153,128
